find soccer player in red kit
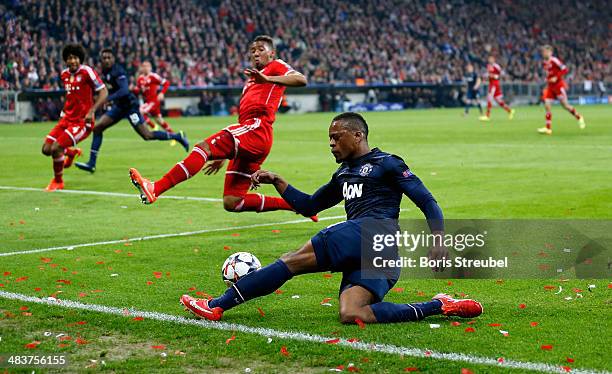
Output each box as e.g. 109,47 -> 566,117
479,55 -> 515,121
41,44 -> 108,191
129,35 -> 312,218
538,45 -> 585,135
133,61 -> 174,133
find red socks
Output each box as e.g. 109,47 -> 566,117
154,145 -> 208,196
486,100 -> 492,116
545,112 -> 552,129
64,148 -> 78,158
234,193 -> 293,213
53,155 -> 64,183
160,120 -> 174,133
568,107 -> 581,120
495,98 -> 511,112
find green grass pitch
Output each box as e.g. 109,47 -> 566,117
1,105 -> 611,373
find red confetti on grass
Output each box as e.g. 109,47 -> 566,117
257,307 -> 265,317
562,366 -> 572,372
519,303 -> 526,309
58,343 -> 69,348
530,322 -> 539,327
335,365 -> 345,371
608,284 -> 612,289
347,338 -> 360,343
0,283 -> 5,287
133,316 -> 144,321
151,345 -> 166,350
22,312 -> 32,316
19,306 -> 28,311
280,346 -> 290,356
15,276 -> 28,282
460,369 -> 474,374
451,321 -> 461,326
188,287 -> 196,291
231,233 -> 240,237
541,345 -> 553,350
114,250 -> 122,254
464,327 -> 475,333
19,219 -> 25,224
272,229 -> 281,233
56,279 -> 71,285
391,287 -> 404,293
59,336 -> 72,341
467,320 -> 476,325
24,341 -> 41,349
225,335 -> 236,344
566,357 -> 575,363
223,245 -> 231,250
321,297 -> 332,304
325,338 -> 340,344
96,261 -> 105,265
323,273 -> 333,278
274,289 -> 284,294
153,272 -> 163,279
75,338 -> 88,345
76,321 -> 87,325
355,318 -> 366,329
40,258 -> 52,263
416,291 -> 425,296
146,281 -> 153,285
348,365 -> 360,372
543,285 -> 556,290
572,288 -> 583,293
488,323 -> 502,327
91,289 -> 103,293
404,367 -> 419,372
77,292 -> 87,298
3,271 -> 11,276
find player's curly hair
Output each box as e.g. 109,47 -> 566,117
252,35 -> 274,50
62,44 -> 86,63
333,112 -> 369,139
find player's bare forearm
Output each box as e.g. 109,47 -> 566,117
87,87 -> 108,122
267,72 -> 307,87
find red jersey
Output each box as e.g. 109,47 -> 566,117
542,56 -> 568,86
61,65 -> 105,122
487,63 -> 502,84
238,59 -> 295,123
135,72 -> 170,103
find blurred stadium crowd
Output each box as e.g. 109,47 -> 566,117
1,0 -> 610,91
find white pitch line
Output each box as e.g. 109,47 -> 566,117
0,185 -> 222,202
0,215 -> 346,257
0,291 -> 606,374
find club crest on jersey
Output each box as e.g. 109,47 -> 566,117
343,182 -> 363,200
76,76 -> 82,82
402,169 -> 413,177
359,163 -> 373,176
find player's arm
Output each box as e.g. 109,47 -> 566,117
474,76 -> 481,89
252,170 -> 342,216
106,75 -> 129,102
244,69 -> 307,87
158,79 -> 170,101
85,81 -> 108,124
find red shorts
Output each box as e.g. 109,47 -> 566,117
45,118 -> 93,148
488,83 -> 503,98
140,101 -> 161,117
204,117 -> 273,197
542,82 -> 567,101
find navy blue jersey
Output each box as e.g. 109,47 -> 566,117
464,71 -> 479,91
102,64 -> 138,108
282,148 -> 443,224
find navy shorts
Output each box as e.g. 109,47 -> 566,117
105,104 -> 144,127
466,89 -> 479,100
311,219 -> 401,302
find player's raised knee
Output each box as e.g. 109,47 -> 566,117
223,196 -> 242,211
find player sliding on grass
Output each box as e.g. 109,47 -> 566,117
42,44 -> 108,191
537,45 -> 586,135
75,49 -> 188,173
129,35 -> 315,218
181,112 -> 483,324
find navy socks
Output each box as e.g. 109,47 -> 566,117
370,300 -> 443,323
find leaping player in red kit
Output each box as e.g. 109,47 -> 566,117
42,44 -> 108,191
537,45 -> 586,135
133,61 -> 174,133
479,55 -> 515,122
129,35 -> 315,219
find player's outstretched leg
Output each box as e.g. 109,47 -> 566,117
181,241 -> 319,321
42,142 -> 65,191
479,96 -> 492,121
130,142 -> 209,204
538,101 -> 553,135
76,114 -> 117,173
494,96 -> 515,119
560,97 -> 585,129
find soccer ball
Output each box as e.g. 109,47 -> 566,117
221,252 -> 261,287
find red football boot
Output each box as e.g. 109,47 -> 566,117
433,293 -> 483,318
45,179 -> 64,191
63,148 -> 82,168
180,295 -> 224,321
129,168 -> 157,204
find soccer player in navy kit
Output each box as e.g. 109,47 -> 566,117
181,112 -> 483,324
463,63 -> 483,116
76,49 -> 188,173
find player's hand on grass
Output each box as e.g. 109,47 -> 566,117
244,68 -> 269,84
202,160 -> 225,175
427,245 -> 449,272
